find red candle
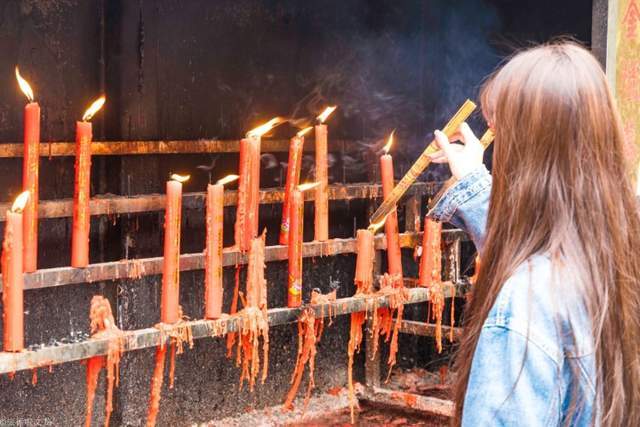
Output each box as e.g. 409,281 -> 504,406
236,118 -> 282,251
161,174 -> 189,324
380,132 -> 403,287
314,106 -> 336,242
205,175 -> 238,319
279,128 -> 311,245
354,229 -> 374,294
2,191 -> 29,352
234,138 -> 249,251
418,217 -> 442,287
16,68 -> 40,273
71,96 -> 105,268
246,135 -> 261,249
287,182 -> 318,307
246,232 -> 267,309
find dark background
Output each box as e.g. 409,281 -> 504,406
0,1 -> 598,425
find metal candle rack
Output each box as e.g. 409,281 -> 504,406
0,138 -> 470,416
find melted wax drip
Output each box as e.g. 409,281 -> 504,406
234,233 -> 269,392
283,289 -> 336,412
85,296 -> 124,427
146,308 -> 193,427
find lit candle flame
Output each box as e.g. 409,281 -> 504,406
82,96 -> 106,122
247,117 -> 284,138
11,191 -> 30,213
383,130 -> 395,154
297,182 -> 319,192
170,174 -> 190,183
15,67 -> 34,103
317,106 -> 337,124
297,127 -> 313,138
216,174 -> 239,186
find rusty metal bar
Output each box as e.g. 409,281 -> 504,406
0,288 -> 430,375
404,194 -> 420,233
0,182 -> 439,221
215,392 -> 352,426
358,386 -> 454,417
0,139 -> 356,158
0,230 -> 465,292
398,319 -> 464,340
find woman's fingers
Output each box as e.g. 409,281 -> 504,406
434,130 -> 452,152
429,146 -> 463,158
430,157 -> 451,164
448,131 -> 464,143
459,122 -> 480,147
433,124 -> 484,180
428,150 -> 447,161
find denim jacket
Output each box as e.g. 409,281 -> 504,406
429,165 -> 596,426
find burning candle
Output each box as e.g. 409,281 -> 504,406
235,118 -> 283,251
161,173 -> 189,324
314,106 -> 337,242
279,127 -> 312,246
246,134 -> 261,250
418,217 -> 442,287
205,175 -> 238,319
235,138 -> 249,250
287,182 -> 319,307
354,228 -> 375,294
2,191 -> 30,352
71,96 -> 106,268
15,68 -> 40,273
380,132 -> 403,287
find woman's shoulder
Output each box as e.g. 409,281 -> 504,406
484,253 -> 593,361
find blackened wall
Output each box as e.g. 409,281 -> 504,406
0,1 -> 593,425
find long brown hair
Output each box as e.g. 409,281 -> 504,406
453,42 -> 640,425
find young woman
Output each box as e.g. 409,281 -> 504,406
428,42 -> 640,426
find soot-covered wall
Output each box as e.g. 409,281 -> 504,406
0,1 -> 593,425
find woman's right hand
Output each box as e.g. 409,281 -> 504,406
429,122 -> 484,180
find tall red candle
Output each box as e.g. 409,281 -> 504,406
314,106 -> 336,242
418,217 -> 442,287
205,175 -> 238,319
234,138 -> 248,250
16,68 -> 40,273
236,118 -> 282,251
380,132 -> 403,287
162,174 -> 189,324
71,96 -> 105,268
279,128 -> 310,245
2,191 -> 29,352
246,135 -> 261,249
287,182 -> 318,307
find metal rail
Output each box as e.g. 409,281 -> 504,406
0,287 -> 443,374
398,319 -> 464,340
0,139 -> 355,158
358,386 -> 454,417
0,230 -> 467,292
0,182 -> 438,221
